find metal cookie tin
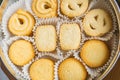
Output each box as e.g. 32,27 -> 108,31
98,0 -> 120,79
0,0 -> 119,80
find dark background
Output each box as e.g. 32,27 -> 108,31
117,0 -> 120,7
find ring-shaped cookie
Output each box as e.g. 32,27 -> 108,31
8,9 -> 35,36
83,9 -> 112,36
61,0 -> 88,18
32,0 -> 57,18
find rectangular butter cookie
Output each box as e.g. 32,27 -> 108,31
60,23 -> 81,50
35,25 -> 57,52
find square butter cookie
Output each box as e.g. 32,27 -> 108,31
60,23 -> 81,50
35,25 -> 56,52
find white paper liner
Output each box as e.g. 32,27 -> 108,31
25,0 -> 38,19
0,0 -> 119,80
34,18 -> 59,28
95,34 -> 118,72
73,34 -> 119,79
0,25 -> 4,41
1,0 -> 37,40
57,0 -> 93,20
22,53 -> 60,80
73,51 -> 102,79
57,0 -> 69,20
32,18 -> 59,35
54,51 -> 73,80
54,51 -> 93,80
81,0 -> 117,41
1,36 -> 35,80
32,18 -> 60,55
25,0 -> 58,20
1,0 -> 33,39
57,19 -> 84,55
22,61 -> 33,80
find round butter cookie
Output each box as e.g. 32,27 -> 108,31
80,40 -> 109,68
58,58 -> 87,80
61,0 -> 88,18
83,9 -> 112,36
9,40 -> 35,66
8,9 -> 35,36
30,59 -> 54,80
32,0 -> 57,18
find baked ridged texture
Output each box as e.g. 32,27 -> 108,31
8,9 -> 35,36
83,9 -> 112,36
32,0 -> 57,18
61,0 -> 88,17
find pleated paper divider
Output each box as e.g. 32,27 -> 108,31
25,0 -> 58,20
56,19 -> 84,56
80,0 -> 118,41
1,36 -> 35,80
1,0 -> 36,39
54,51 -> 93,80
22,52 -> 61,80
0,0 -> 119,80
73,34 -> 119,79
32,18 -> 62,57
57,0 -> 94,20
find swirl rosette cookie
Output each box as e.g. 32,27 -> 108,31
32,0 -> 57,18
8,9 -> 35,36
60,0 -> 88,18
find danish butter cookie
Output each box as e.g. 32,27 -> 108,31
30,59 -> 54,80
9,40 -> 35,66
32,0 -> 57,18
35,25 -> 56,52
61,0 -> 88,18
8,9 -> 35,36
58,58 -> 87,80
80,40 -> 109,68
60,23 -> 81,50
83,9 -> 112,36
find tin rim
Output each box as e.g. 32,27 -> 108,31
0,0 -> 120,79
97,0 -> 120,79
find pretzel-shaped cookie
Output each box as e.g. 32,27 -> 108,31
83,9 -> 112,36
61,0 -> 88,18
